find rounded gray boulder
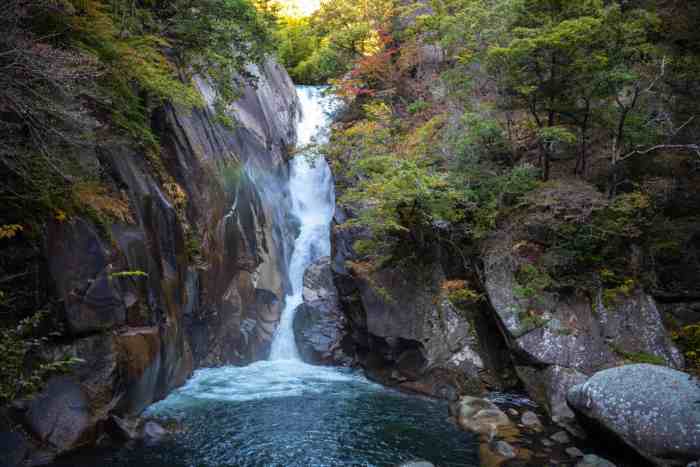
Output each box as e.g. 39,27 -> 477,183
567,364 -> 700,466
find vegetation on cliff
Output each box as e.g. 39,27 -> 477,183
0,0 -> 275,402
1,0 -> 699,404
292,0 -> 700,372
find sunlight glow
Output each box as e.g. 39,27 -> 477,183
278,0 -> 320,16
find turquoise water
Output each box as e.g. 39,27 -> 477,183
52,361 -> 478,467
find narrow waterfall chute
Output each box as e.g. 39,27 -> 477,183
268,86 -> 337,361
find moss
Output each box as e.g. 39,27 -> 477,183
601,274 -> 637,308
611,345 -> 666,365
517,309 -> 549,331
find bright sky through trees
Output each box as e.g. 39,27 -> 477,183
279,0 -> 320,16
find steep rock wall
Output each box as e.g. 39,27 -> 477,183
7,59 -> 299,463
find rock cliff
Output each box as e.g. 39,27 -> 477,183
4,59 -> 300,464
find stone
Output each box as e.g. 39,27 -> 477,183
541,439 -> 554,447
108,415 -> 140,441
521,411 -> 542,429
550,431 -> 570,444
24,376 -> 92,451
451,396 -> 515,439
293,257 -> 351,365
567,364 -> 700,466
494,440 -> 517,459
143,421 -> 167,443
575,454 -> 617,467
566,447 -> 585,458
0,431 -> 29,467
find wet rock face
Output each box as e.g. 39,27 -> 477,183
567,364 -> 700,466
24,58 -> 300,461
351,264 -> 485,397
330,206 -> 516,399
293,257 -> 351,365
48,219 -> 126,335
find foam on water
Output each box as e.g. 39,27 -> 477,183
268,85 -> 337,361
147,361 -> 377,406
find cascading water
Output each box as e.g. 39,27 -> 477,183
49,87 -> 478,467
269,86 -> 336,361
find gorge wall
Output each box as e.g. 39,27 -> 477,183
2,59 -> 300,463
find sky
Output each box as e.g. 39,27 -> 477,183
279,0 -> 320,16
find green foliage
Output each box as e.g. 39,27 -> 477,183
441,280 -> 484,310
672,325 -> 700,373
273,0 -> 394,84
25,0 -> 272,147
0,311 -> 83,405
611,345 -> 666,366
407,100 -> 430,115
109,270 -> 148,279
553,191 -> 651,280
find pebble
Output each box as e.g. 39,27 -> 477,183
521,411 -> 542,428
575,454 -> 617,467
550,430 -> 571,444
494,440 -> 517,459
541,438 -> 554,447
566,447 -> 584,458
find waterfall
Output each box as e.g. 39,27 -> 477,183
268,86 -> 337,360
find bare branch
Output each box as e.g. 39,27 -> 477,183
620,143 -> 700,162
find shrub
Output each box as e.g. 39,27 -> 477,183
672,324 -> 700,373
0,311 -> 83,405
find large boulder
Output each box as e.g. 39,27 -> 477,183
482,226 -> 683,427
345,260 -> 499,398
293,257 -> 351,365
23,376 -> 92,452
567,364 -> 700,466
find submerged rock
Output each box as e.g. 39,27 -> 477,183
567,364 -> 700,466
450,396 -> 514,439
494,440 -> 517,459
143,421 -> 168,444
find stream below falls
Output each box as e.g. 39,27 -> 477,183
50,86 -> 480,467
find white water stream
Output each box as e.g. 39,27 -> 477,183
268,86 -> 336,360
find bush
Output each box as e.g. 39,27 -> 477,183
0,311 -> 82,405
